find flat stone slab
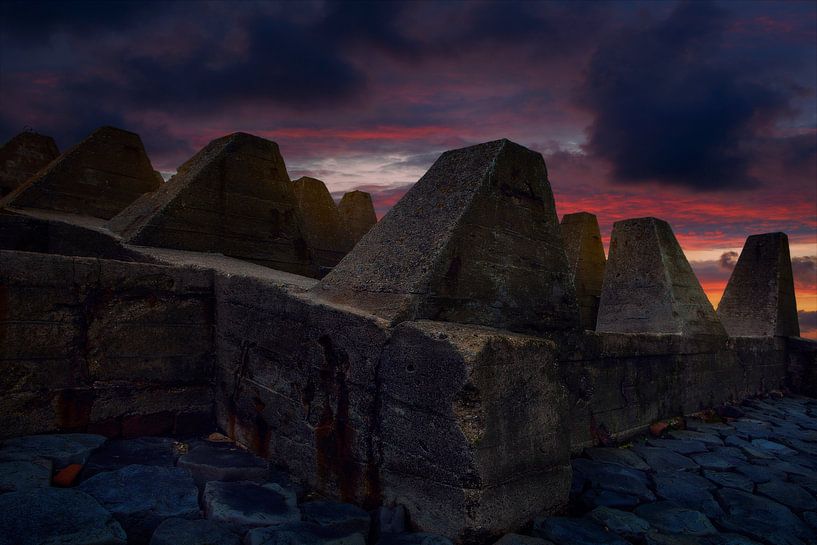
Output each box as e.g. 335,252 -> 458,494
703,470 -> 754,492
715,488 -> 813,544
666,430 -> 724,446
750,439 -> 797,457
632,446 -> 699,472
586,507 -> 650,538
584,447 -> 651,471
579,489 -> 640,510
178,443 -> 268,486
0,460 -> 52,493
149,517 -> 240,545
376,534 -> 454,545
81,437 -> 179,480
300,500 -> 371,536
532,517 -> 630,545
653,473 -> 723,518
0,487 -> 126,545
757,481 -> 817,511
689,452 -> 737,471
78,464 -> 199,542
572,459 -> 655,501
247,522 -> 366,545
494,534 -> 555,545
0,433 -> 106,468
203,481 -> 299,531
645,439 -> 708,455
634,502 -> 716,536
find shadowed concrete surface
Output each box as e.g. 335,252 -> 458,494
597,217 -> 726,336
293,176 -> 353,272
0,126 -> 160,219
338,190 -> 378,246
718,233 -> 800,337
560,212 -> 606,330
0,131 -> 59,197
0,135 -> 815,543
108,132 -> 316,277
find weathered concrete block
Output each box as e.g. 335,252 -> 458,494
717,233 -> 800,337
0,131 -> 59,196
315,139 -> 579,335
294,177 -> 352,271
596,217 -> 725,335
0,126 -> 160,219
379,321 -> 570,542
338,190 -> 377,246
560,212 -> 606,330
108,132 -> 316,276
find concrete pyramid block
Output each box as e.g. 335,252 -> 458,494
108,132 -> 315,277
717,233 -> 800,337
596,217 -> 725,336
315,139 -> 580,335
0,131 -> 59,196
1,126 -> 159,219
561,212 -> 606,330
338,190 -> 377,246
293,177 -> 352,271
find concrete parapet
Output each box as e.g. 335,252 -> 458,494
596,217 -> 725,336
718,232 -> 800,337
560,212 -> 606,330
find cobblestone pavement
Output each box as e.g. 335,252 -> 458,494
533,395 -> 817,545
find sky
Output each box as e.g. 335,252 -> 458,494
1,0 -> 816,337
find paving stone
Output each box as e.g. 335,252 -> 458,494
653,473 -> 723,518
203,481 -> 299,531
149,517 -> 240,545
702,470 -> 754,492
711,447 -> 747,461
690,452 -> 738,471
0,433 -> 106,468
300,501 -> 370,536
572,459 -> 655,501
0,460 -> 51,493
532,517 -> 630,545
493,534 -> 555,545
246,522 -> 366,545
585,447 -> 651,470
750,439 -> 797,457
375,533 -> 454,545
667,430 -> 724,446
635,502 -> 716,536
757,481 -> 817,511
715,488 -> 813,545
734,462 -> 784,484
731,421 -> 773,440
376,505 -> 406,533
705,535 -> 765,545
804,511 -> 817,530
0,487 -> 126,545
685,421 -> 734,434
769,461 -> 817,480
646,439 -> 709,455
178,443 -> 268,487
579,489 -> 641,510
644,533 -> 705,545
80,437 -> 179,481
78,464 -> 199,543
586,506 -> 651,538
632,446 -> 700,472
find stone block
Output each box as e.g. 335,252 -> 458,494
294,177 -> 352,270
203,481 -> 299,531
338,190 -> 377,246
0,126 -> 160,219
0,131 -> 59,196
379,321 -> 570,541
108,132 -> 316,276
560,212 -> 606,330
315,139 -> 579,335
718,233 -> 800,337
596,217 -> 725,335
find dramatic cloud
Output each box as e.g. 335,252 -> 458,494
579,1 -> 800,190
719,251 -> 740,269
799,310 -> 817,332
793,256 -> 817,290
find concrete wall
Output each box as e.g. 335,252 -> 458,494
0,250 -> 215,439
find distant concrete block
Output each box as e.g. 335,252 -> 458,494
596,217 -> 725,335
0,131 -> 59,196
561,212 -> 606,330
338,190 -> 377,246
293,177 -> 352,270
315,139 -> 580,335
108,132 -> 316,277
717,233 -> 800,337
1,126 -> 159,219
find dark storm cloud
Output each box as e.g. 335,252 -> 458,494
580,1 -> 797,190
792,256 -> 817,291
719,251 -> 740,269
799,310 -> 817,331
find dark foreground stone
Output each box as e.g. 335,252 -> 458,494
300,500 -> 371,536
0,433 -> 106,468
0,487 -> 126,545
148,517 -> 240,545
203,480 -> 299,531
0,460 -> 51,493
178,441 -> 268,487
246,522 -> 366,545
0,131 -> 59,196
